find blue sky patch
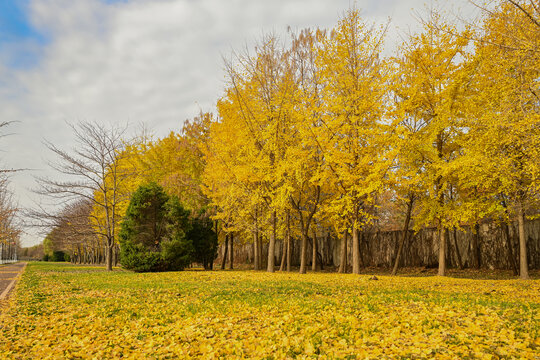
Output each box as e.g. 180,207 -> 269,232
0,1 -> 47,68
0,1 -> 46,44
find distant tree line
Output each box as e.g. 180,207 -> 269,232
36,1 -> 539,278
0,122 -> 21,263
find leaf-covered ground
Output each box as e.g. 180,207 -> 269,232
0,263 -> 539,359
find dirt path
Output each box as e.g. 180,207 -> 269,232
0,262 -> 27,301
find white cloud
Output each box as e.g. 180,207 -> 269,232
0,0 -> 477,246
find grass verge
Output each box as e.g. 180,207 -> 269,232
0,262 -> 539,359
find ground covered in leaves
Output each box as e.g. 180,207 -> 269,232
0,263 -> 539,359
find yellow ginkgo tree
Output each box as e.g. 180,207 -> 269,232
392,13 -> 473,276
461,2 -> 540,279
316,8 -> 392,274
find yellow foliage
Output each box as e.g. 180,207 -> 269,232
1,263 -> 539,359
391,14 -> 473,231
91,114 -> 211,244
461,2 -> 540,215
316,8 -> 391,233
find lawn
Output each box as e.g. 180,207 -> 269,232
0,263 -> 539,359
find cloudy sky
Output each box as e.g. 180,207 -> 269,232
0,0 -> 478,246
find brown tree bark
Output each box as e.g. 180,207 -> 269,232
279,238 -> 286,271
451,227 -> 463,270
352,225 -> 361,274
299,230 -> 309,274
221,234 -> 229,270
311,227 -> 318,272
229,233 -> 234,270
267,211 -> 277,272
77,244 -> 82,264
253,230 -> 260,270
471,222 -> 481,269
501,198 -> 518,275
338,230 -> 348,273
106,242 -> 113,270
516,199 -> 529,279
111,245 -> 116,267
436,132 -> 446,277
286,212 -> 291,272
258,233 -> 263,269
294,186 -> 320,274
438,224 -> 446,276
502,222 -> 518,275
392,195 -> 413,275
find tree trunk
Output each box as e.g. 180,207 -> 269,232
287,226 -> 292,272
501,198 -> 518,275
267,211 -> 277,272
221,234 -> 229,270
338,231 -> 348,273
253,230 -> 260,270
311,227 -> 318,272
106,239 -> 114,271
472,222 -> 481,269
436,132 -> 445,277
392,196 -> 413,275
352,225 -> 361,274
438,225 -> 446,276
318,249 -> 324,271
502,221 -> 518,275
446,229 -> 453,268
229,233 -> 234,270
516,200 -> 529,279
279,237 -> 286,272
286,215 -> 291,272
451,227 -> 463,270
294,186 -> 320,274
322,231 -> 330,267
258,233 -> 263,269
299,229 -> 308,274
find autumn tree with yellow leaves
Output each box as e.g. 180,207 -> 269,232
460,1 -> 540,279
202,3 -> 539,276
204,35 -> 298,272
391,13 -> 474,276
44,1 -> 540,277
315,9 -> 392,274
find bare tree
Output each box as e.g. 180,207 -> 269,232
40,199 -> 108,264
35,121 -> 129,271
0,174 -> 21,262
0,122 -> 23,262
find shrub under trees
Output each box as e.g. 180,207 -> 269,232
119,182 -> 217,272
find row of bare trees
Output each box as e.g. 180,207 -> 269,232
30,122 -> 128,269
0,122 -> 21,262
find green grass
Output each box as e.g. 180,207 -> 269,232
0,262 -> 539,359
